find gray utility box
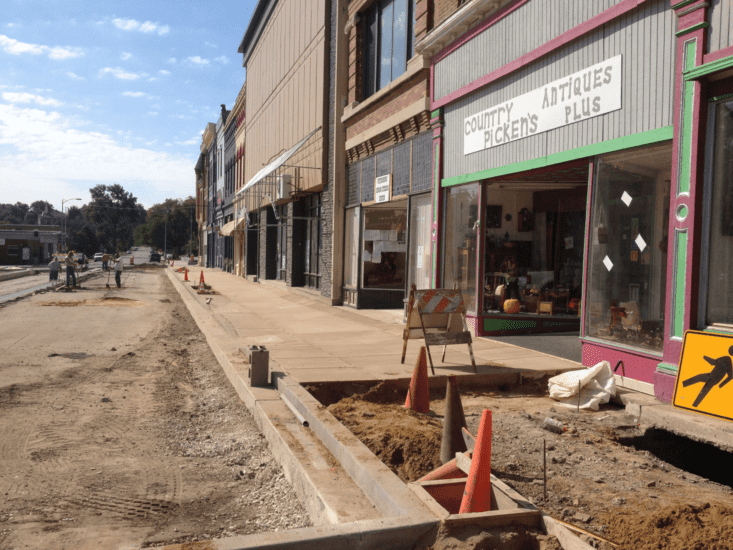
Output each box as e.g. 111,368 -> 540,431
246,345 -> 269,387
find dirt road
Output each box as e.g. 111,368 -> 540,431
0,268 -> 309,550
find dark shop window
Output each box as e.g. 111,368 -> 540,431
363,0 -> 414,99
304,193 -> 322,290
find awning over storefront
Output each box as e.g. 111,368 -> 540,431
217,220 -> 237,237
236,127 -> 321,216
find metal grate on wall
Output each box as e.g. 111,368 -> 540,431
361,156 -> 375,203
393,141 -> 411,196
376,149 -> 392,177
347,161 -> 360,207
411,131 -> 433,193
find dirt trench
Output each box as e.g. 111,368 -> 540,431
310,380 -> 733,550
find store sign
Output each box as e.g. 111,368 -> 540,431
0,239 -> 4,245
464,55 -> 623,155
374,175 -> 391,203
674,330 -> 733,422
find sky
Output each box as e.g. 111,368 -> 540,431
1,0 -> 256,210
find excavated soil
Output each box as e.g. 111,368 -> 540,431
314,380 -> 733,550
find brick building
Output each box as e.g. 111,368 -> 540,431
0,225 -> 61,266
340,0 -> 489,308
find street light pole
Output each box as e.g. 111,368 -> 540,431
61,198 -> 82,253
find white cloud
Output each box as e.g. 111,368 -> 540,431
0,103 -> 192,206
120,52 -> 133,60
178,136 -> 200,145
120,91 -> 154,99
112,18 -> 139,31
147,112 -> 158,117
99,67 -> 147,80
186,56 -> 209,66
159,69 -> 170,76
2,92 -> 62,106
112,18 -> 170,35
214,56 -> 229,64
0,35 -> 83,60
66,71 -> 85,80
167,57 -> 176,64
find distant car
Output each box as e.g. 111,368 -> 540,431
94,253 -> 104,262
149,252 -> 161,263
126,250 -> 131,254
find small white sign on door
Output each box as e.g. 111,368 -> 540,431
416,246 -> 424,268
374,175 -> 391,204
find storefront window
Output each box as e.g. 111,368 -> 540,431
585,142 -> 672,352
344,207 -> 360,288
704,99 -> 733,326
362,205 -> 407,289
442,183 -> 479,312
408,194 -> 432,289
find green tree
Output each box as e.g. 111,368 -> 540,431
135,197 -> 196,256
86,184 -> 145,254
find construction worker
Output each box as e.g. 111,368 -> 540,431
48,256 -> 60,282
102,252 -> 110,271
113,254 -> 123,288
65,251 -> 77,288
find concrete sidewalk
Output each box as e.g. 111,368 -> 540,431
170,266 -> 733,452
172,266 -> 581,385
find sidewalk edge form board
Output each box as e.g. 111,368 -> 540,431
673,330 -> 733,423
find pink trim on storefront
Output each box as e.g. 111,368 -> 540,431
430,0 -> 649,110
703,44 -> 733,65
581,341 -> 659,385
661,24 -> 707,371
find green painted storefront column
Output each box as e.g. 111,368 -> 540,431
656,4 -> 709,399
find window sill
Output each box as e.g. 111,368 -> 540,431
342,54 -> 429,124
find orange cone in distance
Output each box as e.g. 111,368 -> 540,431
440,375 -> 468,464
199,271 -> 204,293
200,271 -> 205,284
459,409 -> 492,514
404,347 -> 429,414
184,268 -> 188,281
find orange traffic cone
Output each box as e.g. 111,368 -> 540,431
184,268 -> 188,281
200,271 -> 205,284
199,271 -> 204,292
418,458 -> 465,481
459,409 -> 492,513
130,256 -> 134,265
404,347 -> 429,414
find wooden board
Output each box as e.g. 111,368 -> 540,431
673,330 -> 733,422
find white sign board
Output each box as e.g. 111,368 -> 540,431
22,248 -> 30,260
464,55 -> 622,155
374,174 -> 391,204
0,239 -> 4,245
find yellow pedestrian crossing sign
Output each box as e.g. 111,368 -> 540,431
674,330 -> 733,422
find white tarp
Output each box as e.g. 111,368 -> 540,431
548,361 -> 616,411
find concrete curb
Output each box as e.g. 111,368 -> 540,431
163,268 -> 439,550
0,269 -> 37,282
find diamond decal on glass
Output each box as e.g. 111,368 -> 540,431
635,234 -> 647,252
603,256 -> 614,271
621,191 -> 632,206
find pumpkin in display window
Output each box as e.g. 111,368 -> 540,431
503,299 -> 521,314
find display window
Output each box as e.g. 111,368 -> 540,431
408,194 -> 432,290
479,163 -> 589,318
702,98 -> 733,328
442,183 -> 479,313
585,142 -> 672,352
362,204 -> 407,289
276,204 -> 287,281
